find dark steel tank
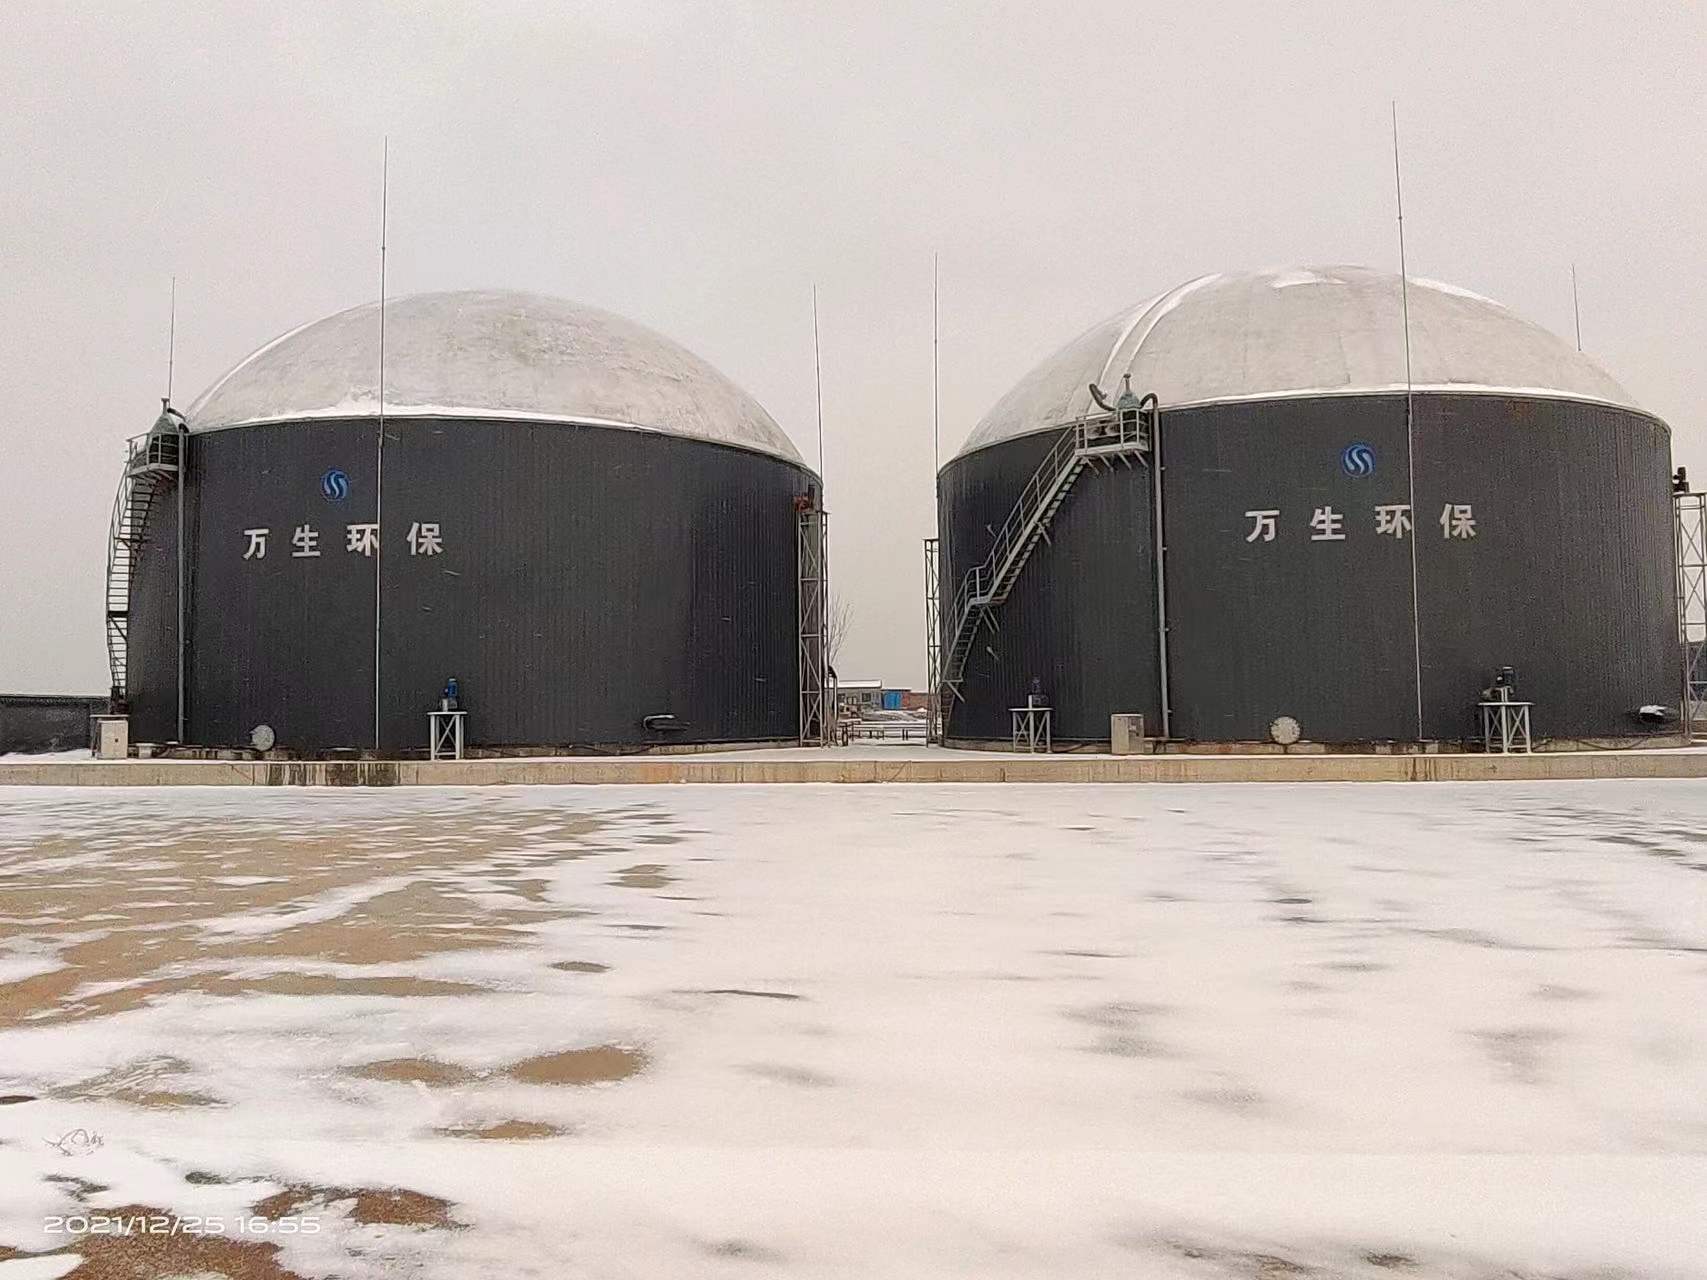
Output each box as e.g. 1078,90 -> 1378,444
938,267 -> 1675,746
122,290 -> 816,753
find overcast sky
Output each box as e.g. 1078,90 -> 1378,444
3,1 -> 1702,694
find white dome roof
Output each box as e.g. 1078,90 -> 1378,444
186,289 -> 804,465
956,265 -> 1641,459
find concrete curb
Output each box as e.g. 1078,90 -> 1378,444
4,752 -> 1707,786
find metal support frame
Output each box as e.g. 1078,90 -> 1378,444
1675,490 -> 1707,732
923,537 -> 941,744
1010,703 -> 1053,753
175,418 -> 188,743
1151,413 -> 1170,740
797,500 -> 830,746
1479,699 -> 1533,754
428,710 -> 467,761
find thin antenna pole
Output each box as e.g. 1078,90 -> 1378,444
1571,262 -> 1582,351
166,276 -> 176,403
812,284 -> 825,484
1393,104 -> 1414,425
1393,101 -> 1425,741
374,137 -> 388,752
932,252 -> 940,474
172,272 -> 184,742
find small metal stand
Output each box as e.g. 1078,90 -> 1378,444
428,710 -> 467,761
1479,698 -> 1532,754
1010,704 -> 1052,753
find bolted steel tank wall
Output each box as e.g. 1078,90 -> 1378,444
126,417 -> 812,753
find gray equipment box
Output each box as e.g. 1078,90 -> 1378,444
1110,713 -> 1147,755
91,715 -> 129,760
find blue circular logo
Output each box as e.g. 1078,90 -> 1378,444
320,468 -> 350,501
1340,442 -> 1375,477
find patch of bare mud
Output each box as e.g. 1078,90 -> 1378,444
348,1057 -> 479,1086
255,1184 -> 459,1228
184,1169 -> 236,1185
437,1119 -> 566,1140
507,1045 -> 648,1085
6,1203 -> 307,1277
0,806 -> 634,1029
496,877 -> 555,902
240,972 -> 487,998
235,882 -> 546,964
59,1056 -> 223,1109
11,964 -> 496,1029
612,863 -> 675,889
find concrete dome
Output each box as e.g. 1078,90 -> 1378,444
957,265 -> 1639,459
186,289 -> 804,465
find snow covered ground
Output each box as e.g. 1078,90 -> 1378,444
0,781 -> 1703,1278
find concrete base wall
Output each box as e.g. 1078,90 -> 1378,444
946,734 -> 1691,755
156,737 -> 802,762
5,750 -> 1707,787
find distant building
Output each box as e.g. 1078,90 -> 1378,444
836,680 -> 922,717
836,679 -> 884,717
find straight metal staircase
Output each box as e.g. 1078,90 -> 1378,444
938,386 -> 1156,730
106,404 -> 184,703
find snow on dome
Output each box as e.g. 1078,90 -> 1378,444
186,289 -> 805,465
955,265 -> 1640,460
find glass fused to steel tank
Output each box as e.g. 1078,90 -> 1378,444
117,290 -> 820,754
935,266 -> 1677,748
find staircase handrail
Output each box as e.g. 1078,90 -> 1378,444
105,411 -> 185,701
934,398 -> 1155,728
964,431 -> 1065,594
941,404 -> 1153,669
945,417 -> 1099,641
